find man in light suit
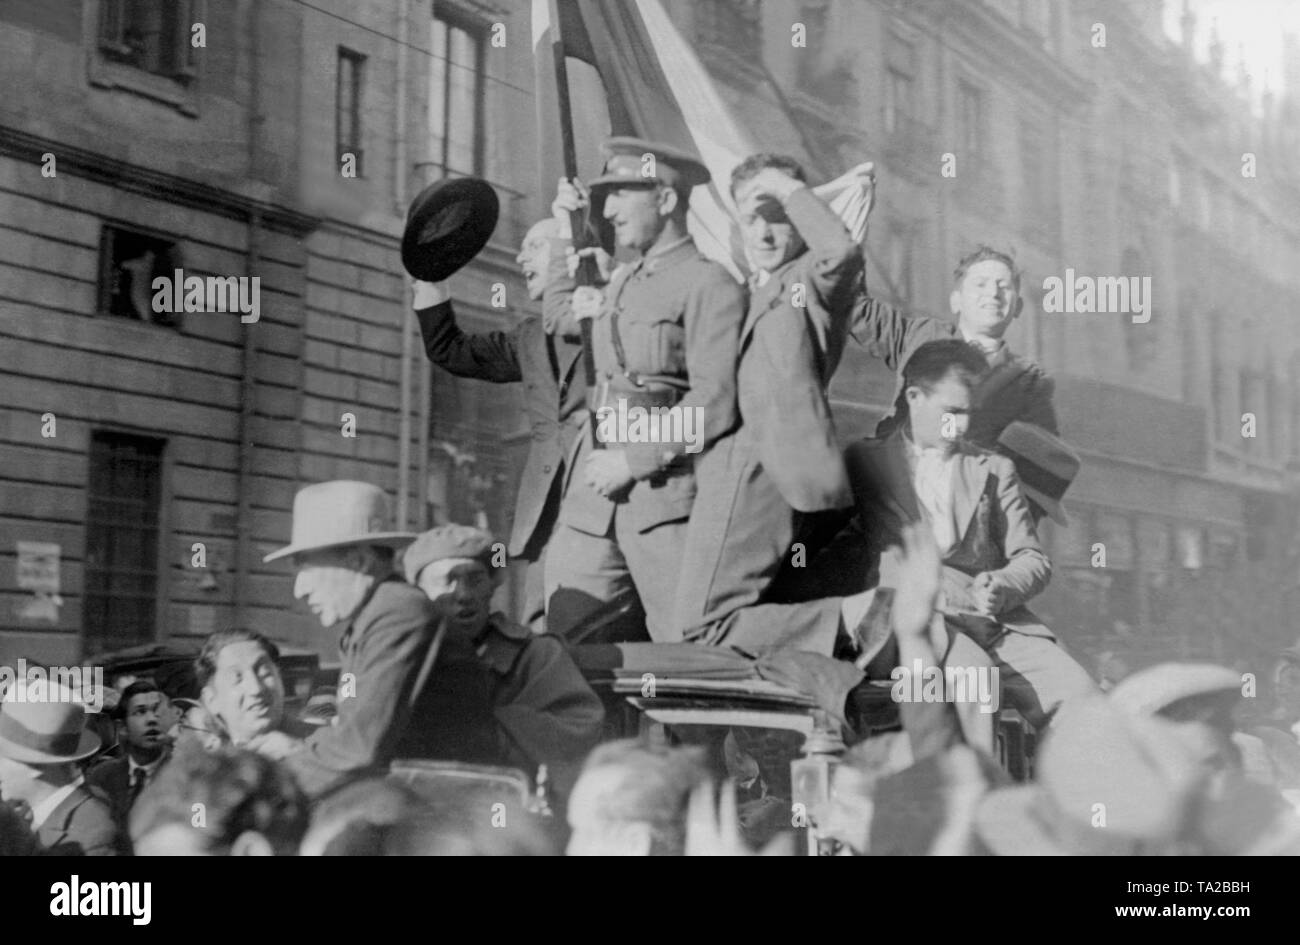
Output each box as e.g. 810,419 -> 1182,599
691,342 -> 1093,741
676,154 -> 865,643
413,213 -> 583,628
0,684 -> 118,855
843,340 -> 1095,729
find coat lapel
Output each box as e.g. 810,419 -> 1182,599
848,433 -> 920,525
951,446 -> 991,544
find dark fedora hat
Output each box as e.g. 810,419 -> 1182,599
997,421 -> 1080,526
401,177 -> 499,282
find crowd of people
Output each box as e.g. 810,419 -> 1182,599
3,137 -> 1298,855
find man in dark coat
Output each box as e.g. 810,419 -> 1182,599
412,214 -> 584,628
404,524 -> 605,796
851,244 -> 1059,455
86,678 -> 171,852
0,684 -> 118,855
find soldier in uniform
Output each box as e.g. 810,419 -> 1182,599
542,137 -> 747,642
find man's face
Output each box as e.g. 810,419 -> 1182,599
416,557 -> 493,639
905,370 -> 974,452
565,767 -> 651,856
0,756 -> 42,806
201,641 -> 285,745
121,691 -> 169,755
734,176 -> 806,272
950,259 -> 1021,339
515,221 -> 557,302
601,185 -> 666,253
293,546 -> 375,628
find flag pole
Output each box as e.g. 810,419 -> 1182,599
546,0 -> 603,447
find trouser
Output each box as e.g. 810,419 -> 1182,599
675,433 -> 851,644
944,613 -> 1098,731
520,556 -> 546,632
543,509 -> 688,643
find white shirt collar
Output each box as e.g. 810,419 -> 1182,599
30,773 -> 85,831
128,752 -> 165,781
961,329 -> 1011,367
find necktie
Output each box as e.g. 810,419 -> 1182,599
129,768 -> 148,807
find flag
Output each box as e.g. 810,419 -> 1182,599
533,0 -> 872,282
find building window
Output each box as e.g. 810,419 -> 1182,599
83,432 -> 165,653
1121,247 -> 1155,372
1018,0 -> 1051,37
884,36 -> 917,134
697,0 -> 763,63
957,81 -> 984,156
97,225 -> 181,327
99,0 -> 199,80
1019,118 -> 1057,243
429,10 -> 486,177
883,221 -> 914,303
337,48 -> 366,177
795,2 -> 830,87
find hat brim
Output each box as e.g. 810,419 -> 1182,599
0,728 -> 100,765
1021,483 -> 1068,526
588,174 -> 661,192
263,532 -> 418,564
401,178 -> 499,282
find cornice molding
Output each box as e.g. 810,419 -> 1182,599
0,125 -> 320,237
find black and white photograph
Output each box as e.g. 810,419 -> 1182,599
1,0 -> 1298,884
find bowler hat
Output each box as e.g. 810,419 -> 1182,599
263,481 -> 417,563
588,136 -> 710,193
997,421 -> 1080,526
401,177 -> 500,282
0,685 -> 100,765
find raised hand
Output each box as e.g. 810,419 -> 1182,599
889,522 -> 943,641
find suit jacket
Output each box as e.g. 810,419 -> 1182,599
849,297 -> 1059,447
738,187 -> 860,512
844,431 -> 1053,634
287,577 -> 499,797
417,287 -> 585,559
35,784 -> 118,856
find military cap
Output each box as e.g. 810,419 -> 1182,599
588,136 -> 710,193
402,524 -> 496,584
1108,662 -> 1242,718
